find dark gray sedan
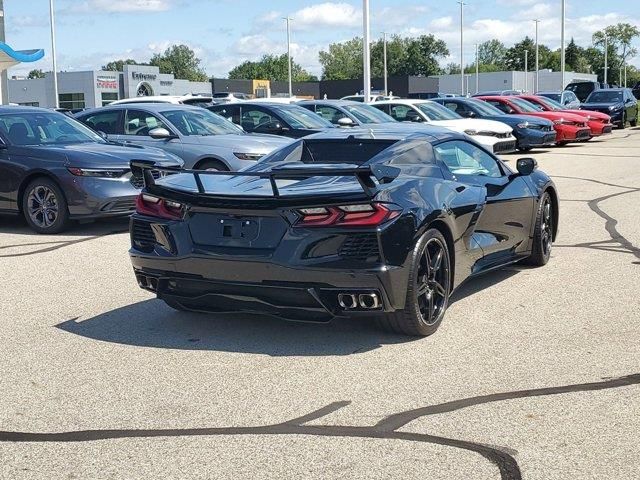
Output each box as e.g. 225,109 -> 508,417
297,99 -> 398,127
0,107 -> 183,233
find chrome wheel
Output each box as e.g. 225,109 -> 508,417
416,238 -> 449,325
27,185 -> 59,229
541,197 -> 553,256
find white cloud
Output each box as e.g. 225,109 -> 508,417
290,2 -> 361,29
71,0 -> 173,13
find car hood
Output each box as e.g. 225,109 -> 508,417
430,118 -> 513,133
22,141 -> 184,169
524,111 -> 587,122
181,133 -> 293,153
581,102 -> 624,111
481,114 -> 552,127
561,109 -> 610,121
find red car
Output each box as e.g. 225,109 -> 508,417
476,96 -> 592,145
518,95 -> 613,138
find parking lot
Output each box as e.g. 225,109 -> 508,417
1,129 -> 639,479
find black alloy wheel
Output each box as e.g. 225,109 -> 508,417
378,228 -> 451,336
524,192 -> 553,266
22,178 -> 70,234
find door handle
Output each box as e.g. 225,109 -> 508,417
455,185 -> 466,193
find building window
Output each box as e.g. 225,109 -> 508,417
101,92 -> 119,106
58,93 -> 85,110
18,102 -> 39,107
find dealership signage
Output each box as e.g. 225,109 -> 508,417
96,76 -> 117,89
132,71 -> 157,81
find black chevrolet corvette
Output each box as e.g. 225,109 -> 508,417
129,126 -> 558,336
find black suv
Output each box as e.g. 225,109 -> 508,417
565,81 -> 609,103
632,82 -> 640,100
581,88 -> 638,128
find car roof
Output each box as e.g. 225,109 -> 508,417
77,103 -> 206,115
297,100 -> 362,106
536,91 -> 562,94
374,99 -> 433,105
211,101 -> 304,109
0,106 -> 63,114
303,124 -> 463,142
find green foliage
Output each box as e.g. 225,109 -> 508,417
319,35 -> 448,80
229,54 -> 316,82
101,59 -> 139,72
149,45 -> 208,82
27,69 -> 45,79
477,40 -> 507,69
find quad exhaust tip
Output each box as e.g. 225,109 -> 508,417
337,292 -> 381,310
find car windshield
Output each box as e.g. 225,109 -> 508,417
343,104 -> 395,123
274,105 -> 333,129
161,108 -> 243,136
509,98 -> 543,113
535,96 -> 564,110
415,102 -> 462,120
586,90 -> 623,103
539,93 -> 561,102
467,99 -> 505,116
0,111 -> 104,146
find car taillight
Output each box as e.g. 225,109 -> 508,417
295,203 -> 399,227
135,194 -> 184,220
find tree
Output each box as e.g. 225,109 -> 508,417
101,59 -> 139,71
593,23 -> 640,83
320,34 -> 448,80
27,69 -> 45,79
319,38 -> 363,80
228,54 -> 316,82
149,45 -> 208,82
504,37 -> 536,71
477,40 -> 507,69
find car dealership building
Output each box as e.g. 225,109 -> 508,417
7,64 -> 212,109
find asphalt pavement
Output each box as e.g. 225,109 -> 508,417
1,128 -> 639,480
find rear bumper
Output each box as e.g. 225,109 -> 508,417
130,253 -> 406,322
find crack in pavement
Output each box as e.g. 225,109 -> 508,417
0,230 -> 127,258
1,374 -> 639,480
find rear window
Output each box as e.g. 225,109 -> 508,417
261,139 -> 396,166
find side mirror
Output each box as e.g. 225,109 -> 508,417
466,111 -> 476,118
148,127 -> 174,139
337,117 -> 355,127
516,157 -> 537,176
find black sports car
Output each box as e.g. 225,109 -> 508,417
129,126 -> 558,336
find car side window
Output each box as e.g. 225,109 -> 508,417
388,105 -> 412,121
315,106 -> 347,125
124,110 -> 169,136
434,140 -> 503,178
388,141 -> 435,165
486,100 -> 510,114
240,107 -> 274,132
80,110 -> 121,134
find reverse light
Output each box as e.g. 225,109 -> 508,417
67,167 -> 127,178
233,152 -> 264,161
295,203 -> 399,227
135,193 -> 184,220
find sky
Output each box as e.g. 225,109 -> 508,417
4,0 -> 640,79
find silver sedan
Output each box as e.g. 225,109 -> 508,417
75,104 -> 293,171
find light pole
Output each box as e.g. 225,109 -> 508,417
284,16 -> 292,98
624,60 -> 627,87
475,43 -> 479,94
533,19 -> 540,92
604,34 -> 608,84
458,1 -> 465,96
49,0 -> 59,108
524,50 -> 528,92
560,0 -> 565,90
362,0 -> 371,102
382,32 -> 388,96
0,0 -> 7,104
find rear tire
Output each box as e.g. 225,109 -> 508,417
523,192 -> 553,266
630,116 -> 637,127
21,177 -> 70,234
196,159 -> 228,171
619,113 -> 627,129
377,229 -> 451,336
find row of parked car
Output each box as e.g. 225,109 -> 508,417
0,85 -> 636,234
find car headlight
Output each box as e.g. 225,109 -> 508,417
585,115 -> 593,120
516,122 -> 530,128
553,118 -> 568,125
233,152 -> 264,160
609,105 -> 623,111
463,129 -> 478,135
67,167 -> 127,178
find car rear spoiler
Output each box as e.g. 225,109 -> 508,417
130,160 -> 401,198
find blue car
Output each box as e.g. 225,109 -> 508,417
580,88 -> 638,128
0,107 -> 183,233
431,97 -> 556,151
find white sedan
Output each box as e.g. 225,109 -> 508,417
373,99 -> 517,154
